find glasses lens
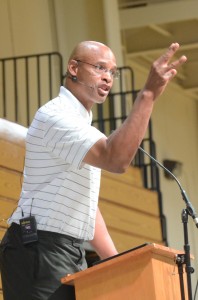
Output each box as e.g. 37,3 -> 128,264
113,70 -> 120,79
76,60 -> 120,79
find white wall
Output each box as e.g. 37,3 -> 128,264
0,0 -> 55,57
53,0 -> 107,69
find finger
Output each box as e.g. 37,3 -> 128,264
157,43 -> 180,65
164,55 -> 187,80
164,69 -> 177,80
166,55 -> 187,71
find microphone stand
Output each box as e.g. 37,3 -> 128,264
138,147 -> 198,300
180,201 -> 195,300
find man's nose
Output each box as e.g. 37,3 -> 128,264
101,70 -> 113,82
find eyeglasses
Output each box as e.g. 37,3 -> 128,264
76,60 -> 120,79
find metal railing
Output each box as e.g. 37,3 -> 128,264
0,52 -> 168,245
0,52 -> 63,126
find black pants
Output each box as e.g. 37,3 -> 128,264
0,223 -> 87,300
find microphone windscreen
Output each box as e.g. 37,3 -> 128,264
72,76 -> 77,82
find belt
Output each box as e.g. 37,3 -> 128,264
10,222 -> 84,246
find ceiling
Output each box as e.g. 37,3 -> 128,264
118,0 -> 198,100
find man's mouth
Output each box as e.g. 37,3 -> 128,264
98,84 -> 110,96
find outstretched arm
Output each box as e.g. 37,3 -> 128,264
83,43 -> 187,173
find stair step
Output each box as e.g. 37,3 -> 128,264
106,228 -> 162,253
99,200 -> 161,241
102,166 -> 143,188
100,174 -> 159,216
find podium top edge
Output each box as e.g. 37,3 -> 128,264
61,243 -> 186,285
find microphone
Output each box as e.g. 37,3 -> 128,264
70,74 -> 94,90
138,146 -> 198,228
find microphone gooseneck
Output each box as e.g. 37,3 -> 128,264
138,146 -> 198,228
139,146 -> 196,300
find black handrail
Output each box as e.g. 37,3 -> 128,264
0,52 -> 63,126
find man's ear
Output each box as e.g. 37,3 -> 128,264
67,59 -> 78,77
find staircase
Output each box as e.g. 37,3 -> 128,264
99,168 -> 162,253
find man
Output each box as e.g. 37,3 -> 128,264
0,41 -> 187,299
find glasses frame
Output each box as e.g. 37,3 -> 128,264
75,59 -> 120,79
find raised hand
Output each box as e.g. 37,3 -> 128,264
144,43 -> 187,99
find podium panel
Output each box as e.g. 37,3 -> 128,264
61,243 -> 187,300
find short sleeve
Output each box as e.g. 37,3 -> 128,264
43,112 -> 105,170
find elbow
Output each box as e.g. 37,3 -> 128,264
107,160 -> 131,174
113,155 -> 134,174
115,165 -> 129,174
114,168 -> 126,174
102,148 -> 135,173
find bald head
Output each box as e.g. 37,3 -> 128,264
65,41 -> 117,111
68,41 -> 116,64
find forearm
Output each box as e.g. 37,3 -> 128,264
106,89 -> 155,172
89,208 -> 118,259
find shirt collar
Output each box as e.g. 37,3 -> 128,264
59,86 -> 92,124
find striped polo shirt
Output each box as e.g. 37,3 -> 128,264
9,86 -> 105,240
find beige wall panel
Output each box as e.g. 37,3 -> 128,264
102,167 -> 143,188
100,177 -> 159,216
0,197 -> 17,220
107,228 -> 162,253
0,140 -> 25,172
54,0 -> 106,67
0,0 -> 13,57
7,0 -> 55,56
0,168 -> 22,200
99,201 -> 162,241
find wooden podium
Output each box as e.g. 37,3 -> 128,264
61,243 -> 187,300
